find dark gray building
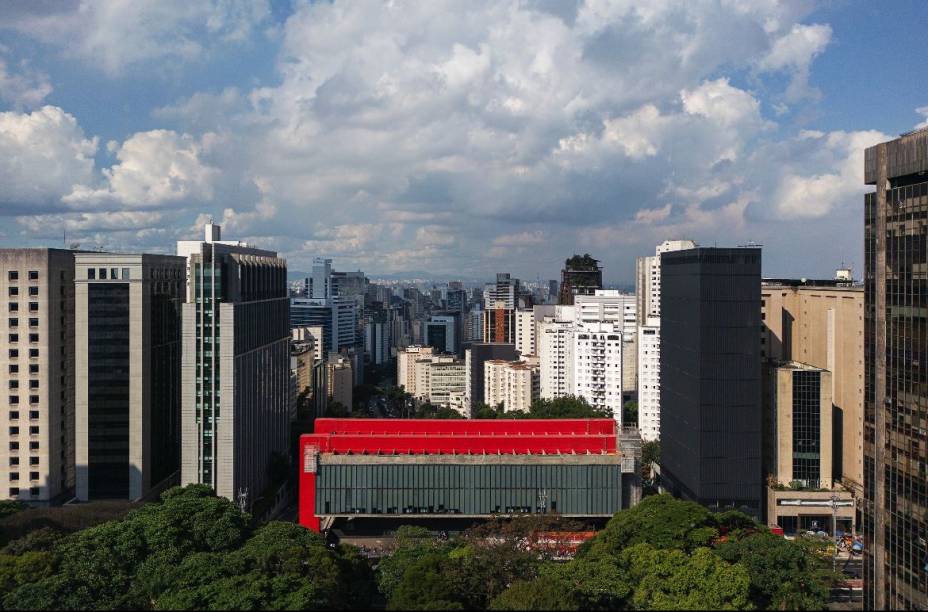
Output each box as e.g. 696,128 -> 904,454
74,253 -> 186,501
863,128 -> 928,610
465,342 -> 517,409
659,247 -> 763,517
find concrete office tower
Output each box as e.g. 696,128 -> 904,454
482,303 -> 516,343
863,129 -> 928,610
558,254 -> 602,306
74,253 -> 185,501
397,345 -> 434,396
365,319 -> 390,365
483,272 -> 520,309
290,296 -> 357,356
635,239 -> 697,326
575,291 -> 637,393
485,359 -> 540,413
765,363 -> 855,535
573,322 -> 623,424
325,355 -> 353,409
760,280 -> 864,495
660,246 -> 763,517
310,257 -> 332,299
464,342 -> 518,410
637,318 -> 661,441
177,223 -> 290,506
1,249 -> 75,504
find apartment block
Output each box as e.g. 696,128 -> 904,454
637,318 -> 661,441
0,249 -> 75,504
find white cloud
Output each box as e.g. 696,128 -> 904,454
0,105 -> 97,207
757,23 -> 832,102
65,130 -> 220,208
0,56 -> 52,108
0,0 -> 271,75
915,106 -> 928,130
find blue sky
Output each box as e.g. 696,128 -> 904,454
0,0 -> 926,283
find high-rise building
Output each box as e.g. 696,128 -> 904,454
484,273 -> 520,309
538,316 -> 575,400
397,345 -> 434,396
558,254 -> 602,306
464,342 -> 518,409
423,313 -> 459,355
484,359 -> 540,413
289,296 -> 358,356
660,246 -> 763,517
548,280 -> 559,304
635,240 -> 697,326
1,249 -> 75,504
575,291 -> 637,394
765,362 -> 855,535
572,322 -> 623,423
482,304 -> 516,343
863,129 -> 928,609
74,253 -> 185,501
427,356 -> 466,409
177,223 -> 290,506
637,318 -> 661,441
515,309 -> 536,357
760,280 -> 864,495
325,355 -> 353,410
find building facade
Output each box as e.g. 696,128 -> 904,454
325,355 -> 353,410
178,223 -> 290,507
573,322 -> 623,423
863,129 -> 928,609
558,255 -> 602,306
635,240 -> 697,326
637,318 -> 661,441
464,342 -> 518,410
538,318 -> 575,400
660,247 -> 763,517
1,249 -> 75,504
74,253 -> 185,501
485,359 -> 540,413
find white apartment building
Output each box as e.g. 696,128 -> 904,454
428,357 -> 466,409
396,345 -> 434,396
573,322 -> 624,424
515,310 -> 535,357
538,318 -> 575,399
635,239 -> 696,324
638,318 -> 661,441
484,359 -> 540,413
575,291 -> 637,393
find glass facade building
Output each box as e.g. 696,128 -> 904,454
864,129 -> 928,609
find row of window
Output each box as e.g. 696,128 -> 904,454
7,349 -> 40,359
8,441 -> 40,450
8,488 -> 41,498
7,395 -> 41,404
7,333 -> 40,343
8,302 -> 40,312
8,380 -> 40,389
7,286 -> 39,296
8,318 -> 39,327
7,473 -> 42,482
8,457 -> 40,466
8,426 -> 41,435
7,271 -> 39,281
8,364 -> 40,374
7,411 -> 41,420
87,267 -> 130,280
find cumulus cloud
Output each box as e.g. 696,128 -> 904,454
64,130 -> 220,208
0,106 -> 97,208
0,0 -> 271,75
0,1 -> 888,280
915,106 -> 928,130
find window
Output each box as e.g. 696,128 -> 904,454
9,442 -> 19,451
29,333 -> 38,343
29,380 -> 38,389
8,364 -> 17,374
28,349 -> 38,358
28,303 -> 38,312
7,271 -> 18,281
29,364 -> 37,374
29,411 -> 38,420
8,380 -> 18,389
87,268 -> 95,280
29,395 -> 38,404
110,268 -> 118,280
28,318 -> 37,327
28,271 -> 38,281
8,333 -> 17,343
122,268 -> 130,280
29,426 -> 38,435
29,441 -> 38,450
8,317 -> 17,327
99,268 -> 107,280
9,427 -> 19,436
9,473 -> 19,481
9,411 -> 18,420
9,395 -> 18,405
8,302 -> 18,312
28,287 -> 38,296
29,457 -> 38,466
29,487 -> 39,497
29,472 -> 39,481
9,488 -> 19,497
8,287 -> 18,296
9,457 -> 19,467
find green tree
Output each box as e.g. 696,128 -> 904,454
489,578 -> 579,611
377,526 -> 448,601
581,494 -> 720,557
622,400 -> 638,425
0,501 -> 25,521
714,531 -> 834,610
387,552 -> 463,610
625,544 -> 753,610
472,403 -> 504,419
524,396 -> 612,419
641,440 -> 660,466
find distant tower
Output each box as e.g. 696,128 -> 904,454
558,254 -> 602,305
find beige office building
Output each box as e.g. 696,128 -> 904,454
326,355 -> 353,410
74,253 -> 185,501
761,281 -> 864,493
0,249 -> 76,504
484,359 -> 540,413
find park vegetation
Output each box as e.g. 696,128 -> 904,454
0,488 -> 836,610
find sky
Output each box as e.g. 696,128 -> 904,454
0,0 -> 926,284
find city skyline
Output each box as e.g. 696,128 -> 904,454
1,2 -> 927,283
